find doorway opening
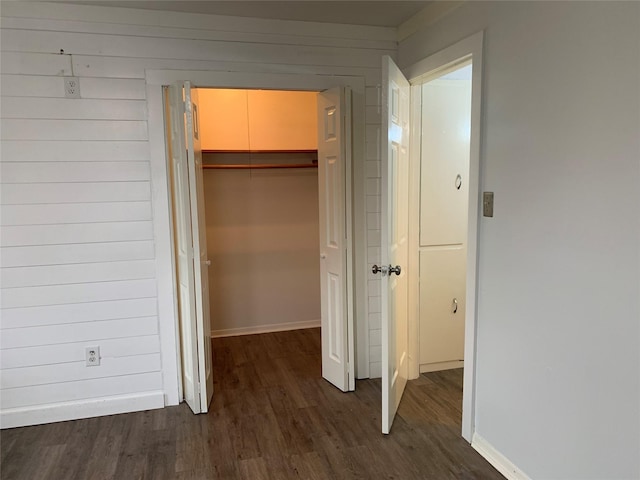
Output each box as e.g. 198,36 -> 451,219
162,82 -> 356,415
378,33 -> 482,437
411,60 -> 473,438
402,32 -> 484,442
415,61 -> 472,376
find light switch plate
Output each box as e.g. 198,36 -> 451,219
483,192 -> 494,217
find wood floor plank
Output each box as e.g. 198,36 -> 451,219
78,434 -> 123,480
289,451 -> 334,480
0,328 -> 504,480
237,457 -> 270,479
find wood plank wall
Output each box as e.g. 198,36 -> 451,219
0,1 -> 392,427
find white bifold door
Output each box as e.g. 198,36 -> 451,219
317,87 -> 355,393
167,82 -> 214,414
378,57 -> 411,434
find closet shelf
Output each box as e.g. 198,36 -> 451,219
202,149 -> 318,169
203,163 -> 317,170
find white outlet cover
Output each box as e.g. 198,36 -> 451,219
64,76 -> 81,99
85,345 -> 100,366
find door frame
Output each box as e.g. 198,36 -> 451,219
146,69 -> 368,406
404,31 -> 484,442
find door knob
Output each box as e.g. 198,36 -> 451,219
388,265 -> 401,276
452,298 -> 458,314
372,264 -> 388,275
205,260 -> 211,266
373,265 -> 400,276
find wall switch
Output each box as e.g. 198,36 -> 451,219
64,76 -> 81,98
85,346 -> 100,366
483,192 -> 494,217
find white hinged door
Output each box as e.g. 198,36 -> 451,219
380,57 -> 411,434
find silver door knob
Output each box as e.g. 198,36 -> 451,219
372,264 -> 387,275
205,260 -> 211,266
452,298 -> 458,314
388,265 -> 401,276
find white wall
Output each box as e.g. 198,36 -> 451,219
204,164 -> 321,336
399,1 -> 640,478
0,0 -> 394,427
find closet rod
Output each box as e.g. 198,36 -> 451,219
203,164 -> 317,170
202,149 -> 318,154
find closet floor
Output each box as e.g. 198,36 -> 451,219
0,328 -> 504,480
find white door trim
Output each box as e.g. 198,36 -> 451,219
404,31 -> 484,442
146,69 -> 368,406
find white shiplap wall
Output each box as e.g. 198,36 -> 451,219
0,1 -> 391,427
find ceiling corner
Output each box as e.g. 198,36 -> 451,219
397,1 -> 465,43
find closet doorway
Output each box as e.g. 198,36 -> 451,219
164,81 -> 356,415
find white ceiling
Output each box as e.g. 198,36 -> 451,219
59,1 -> 431,27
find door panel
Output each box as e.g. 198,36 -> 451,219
166,84 -> 200,414
419,246 -> 466,366
420,77 -> 472,247
317,87 -> 354,392
184,84 -> 214,412
328,273 -> 342,362
381,56 -> 410,434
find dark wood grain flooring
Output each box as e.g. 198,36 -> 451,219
1,328 -> 503,479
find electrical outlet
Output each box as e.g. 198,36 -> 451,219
85,346 -> 100,366
64,76 -> 81,99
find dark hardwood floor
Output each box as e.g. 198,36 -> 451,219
1,328 -> 503,479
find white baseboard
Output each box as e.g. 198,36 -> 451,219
419,360 -> 464,373
0,391 -> 165,429
472,433 -> 531,480
211,319 -> 321,338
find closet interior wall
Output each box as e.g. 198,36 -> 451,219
198,89 -> 322,337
